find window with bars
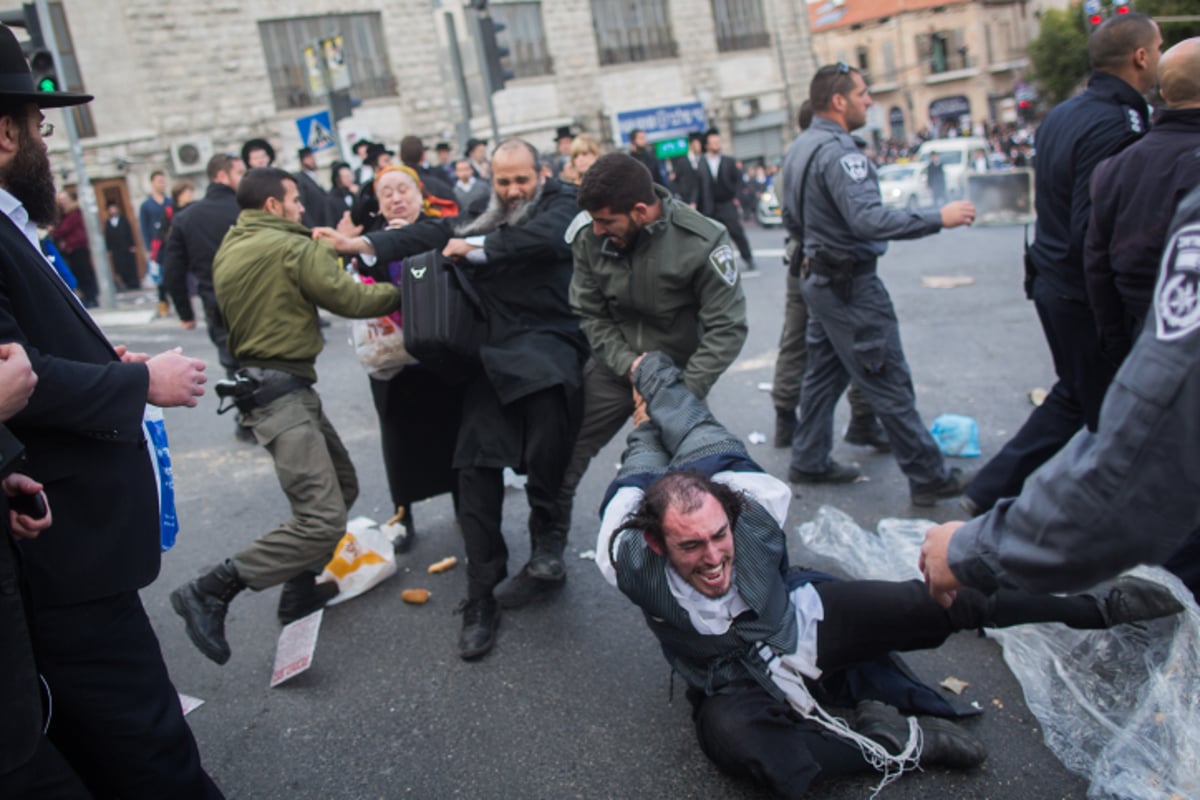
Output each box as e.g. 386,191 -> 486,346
711,0 -> 769,52
258,14 -> 396,111
46,2 -> 94,138
591,0 -> 678,66
915,28 -> 969,75
490,2 -> 553,78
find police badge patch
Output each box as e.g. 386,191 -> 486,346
1154,223 -> 1200,341
1127,108 -> 1143,134
709,244 -> 738,287
839,153 -> 869,183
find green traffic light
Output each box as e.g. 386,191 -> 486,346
36,76 -> 58,92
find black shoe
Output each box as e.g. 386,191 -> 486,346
844,419 -> 891,453
390,505 -> 415,554
788,461 -> 861,484
1087,576 -> 1184,627
495,565 -> 565,610
234,423 -> 256,444
458,596 -> 500,660
852,701 -> 986,769
170,560 -> 244,665
277,572 -> 339,625
526,534 -> 566,582
911,467 -> 971,507
774,408 -> 797,449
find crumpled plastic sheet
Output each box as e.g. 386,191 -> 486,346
795,505 -> 1200,800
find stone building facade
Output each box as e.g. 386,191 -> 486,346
806,0 -> 1060,146
40,0 -> 816,258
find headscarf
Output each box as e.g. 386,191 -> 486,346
373,165 -> 459,219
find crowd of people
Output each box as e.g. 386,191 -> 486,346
3,11 -> 1199,800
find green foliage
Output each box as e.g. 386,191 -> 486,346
1133,0 -> 1200,46
1028,7 -> 1091,106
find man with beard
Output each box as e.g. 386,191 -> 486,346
0,25 -> 220,798
440,139 -> 588,659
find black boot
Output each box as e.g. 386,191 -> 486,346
390,504 -> 415,554
458,596 -> 500,660
910,467 -> 972,507
527,530 -> 566,582
774,408 -> 797,449
852,700 -> 986,769
495,565 -> 566,610
844,417 -> 891,452
277,571 -> 339,625
170,560 -> 245,665
1086,576 -> 1184,626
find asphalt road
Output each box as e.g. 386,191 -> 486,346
97,219 -> 1091,799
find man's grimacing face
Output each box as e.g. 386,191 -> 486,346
651,492 -> 736,599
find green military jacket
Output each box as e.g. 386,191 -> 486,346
569,186 -> 747,397
213,210 -> 400,382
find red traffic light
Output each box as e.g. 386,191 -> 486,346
1089,13 -> 1103,25
1115,5 -> 1130,13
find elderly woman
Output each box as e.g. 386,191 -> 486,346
315,166 -> 462,550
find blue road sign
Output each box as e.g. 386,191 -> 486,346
297,110 -> 336,152
614,101 -> 707,148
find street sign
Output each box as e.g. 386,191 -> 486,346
297,110 -> 337,152
654,138 -> 688,160
614,101 -> 707,148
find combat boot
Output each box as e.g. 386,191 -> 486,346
910,467 -> 972,507
277,571 -> 340,625
852,700 -> 987,769
495,564 -> 566,609
527,529 -> 566,582
774,408 -> 797,448
170,559 -> 245,665
458,596 -> 500,660
844,417 -> 891,452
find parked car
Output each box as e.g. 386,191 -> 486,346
916,136 -> 987,199
756,184 -> 782,226
878,163 -> 933,211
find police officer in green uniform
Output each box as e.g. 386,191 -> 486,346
781,64 -> 976,506
497,153 -> 747,607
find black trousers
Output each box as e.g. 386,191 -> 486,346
967,279 -> 1117,511
690,579 -> 1102,798
710,201 -> 754,266
0,735 -> 92,799
63,248 -> 98,307
30,591 -> 224,800
457,386 -> 581,598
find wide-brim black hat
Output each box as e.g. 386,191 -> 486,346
0,26 -> 91,108
554,126 -> 574,141
241,138 -> 276,165
364,142 -> 394,166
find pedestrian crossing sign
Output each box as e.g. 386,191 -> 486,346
297,111 -> 336,153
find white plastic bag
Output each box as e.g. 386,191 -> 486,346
320,517 -> 397,604
350,313 -> 416,379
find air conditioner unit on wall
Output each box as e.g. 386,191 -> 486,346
170,136 -> 213,175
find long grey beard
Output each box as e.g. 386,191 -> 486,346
456,183 -> 543,235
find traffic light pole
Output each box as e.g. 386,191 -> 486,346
34,0 -> 116,309
466,10 -> 502,146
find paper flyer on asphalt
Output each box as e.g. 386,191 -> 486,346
271,609 -> 323,687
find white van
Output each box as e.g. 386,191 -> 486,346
916,137 -> 988,199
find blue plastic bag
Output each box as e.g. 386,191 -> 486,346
929,413 -> 980,458
144,406 -> 179,550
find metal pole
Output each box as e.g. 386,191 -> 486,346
444,11 -> 474,149
35,0 -> 115,309
466,10 -> 502,145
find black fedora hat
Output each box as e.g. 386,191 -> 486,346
241,137 -> 275,166
0,26 -> 91,108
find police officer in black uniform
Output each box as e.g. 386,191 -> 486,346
780,63 -> 976,506
962,13 -> 1162,515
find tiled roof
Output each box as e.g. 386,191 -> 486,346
809,0 -> 973,33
